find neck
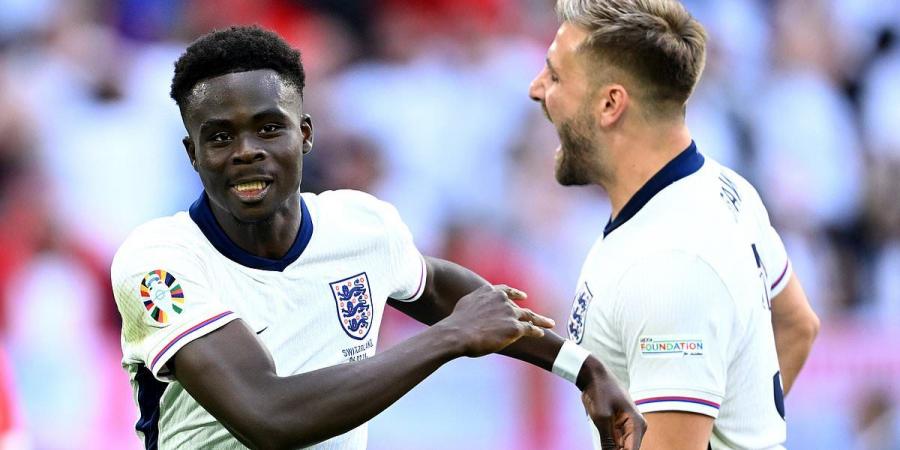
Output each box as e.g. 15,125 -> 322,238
600,123 -> 693,219
210,195 -> 302,260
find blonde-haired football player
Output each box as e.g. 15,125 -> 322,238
529,1 -> 820,448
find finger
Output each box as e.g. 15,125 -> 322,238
614,415 -> 633,450
591,409 -> 618,450
518,321 -> 546,339
495,284 -> 528,300
613,412 -> 644,450
597,429 -> 617,450
515,307 -> 556,329
529,310 -> 556,329
628,412 -> 646,450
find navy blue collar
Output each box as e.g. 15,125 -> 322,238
189,193 -> 314,271
604,141 -> 704,237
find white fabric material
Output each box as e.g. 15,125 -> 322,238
552,340 -> 592,384
112,190 -> 427,450
572,158 -> 790,450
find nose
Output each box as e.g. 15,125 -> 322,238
232,135 -> 266,165
529,67 -> 546,102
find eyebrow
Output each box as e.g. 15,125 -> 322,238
199,108 -> 290,133
251,108 -> 289,120
546,57 -> 557,74
199,118 -> 230,134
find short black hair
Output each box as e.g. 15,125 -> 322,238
170,25 -> 306,109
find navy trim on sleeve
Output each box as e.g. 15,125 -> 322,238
774,371 -> 786,419
135,365 -> 167,450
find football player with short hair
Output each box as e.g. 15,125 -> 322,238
529,0 -> 820,449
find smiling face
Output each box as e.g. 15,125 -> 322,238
181,69 -> 313,224
529,23 -> 604,186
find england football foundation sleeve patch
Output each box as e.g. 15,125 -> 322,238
613,251 -> 735,418
112,244 -> 239,382
378,201 -> 427,302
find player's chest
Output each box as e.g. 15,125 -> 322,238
565,240 -> 628,345
207,261 -> 392,369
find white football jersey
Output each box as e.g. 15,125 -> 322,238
111,190 -> 427,450
566,143 -> 792,450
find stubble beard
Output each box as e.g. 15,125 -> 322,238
554,112 -> 598,186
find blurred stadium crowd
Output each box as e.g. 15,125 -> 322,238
0,0 -> 898,448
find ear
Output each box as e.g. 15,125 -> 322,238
301,114 -> 314,155
183,136 -> 198,172
594,84 -> 629,128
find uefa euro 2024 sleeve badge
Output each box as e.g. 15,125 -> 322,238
329,272 -> 373,340
140,269 -> 185,327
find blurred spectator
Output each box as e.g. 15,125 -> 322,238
747,0 -> 866,318
302,133 -> 385,195
328,0 -> 543,253
754,0 -> 864,231
5,250 -> 135,449
853,386 -> 900,450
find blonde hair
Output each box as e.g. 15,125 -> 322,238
556,0 -> 707,113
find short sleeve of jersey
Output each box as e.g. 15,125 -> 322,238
740,174 -> 792,298
112,243 -> 239,382
377,200 -> 427,302
613,251 -> 735,418
759,224 -> 791,298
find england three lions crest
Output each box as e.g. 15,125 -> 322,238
567,282 -> 593,344
330,272 -> 373,340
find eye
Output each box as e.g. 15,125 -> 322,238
209,132 -> 232,144
550,73 -> 560,83
259,124 -> 283,135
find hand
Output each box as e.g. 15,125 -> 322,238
437,284 -> 555,358
580,359 -> 646,450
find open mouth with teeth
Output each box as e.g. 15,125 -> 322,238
231,180 -> 272,202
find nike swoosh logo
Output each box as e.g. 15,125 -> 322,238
256,327 -> 268,335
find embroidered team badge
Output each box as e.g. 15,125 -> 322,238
139,269 -> 185,326
567,282 -> 593,344
329,272 -> 373,340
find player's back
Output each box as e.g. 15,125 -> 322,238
576,148 -> 789,450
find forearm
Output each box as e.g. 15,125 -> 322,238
175,321 -> 462,450
497,332 -> 563,371
770,274 -> 819,395
266,324 -> 460,447
395,257 -> 566,375
389,257 -> 486,325
772,322 -> 816,395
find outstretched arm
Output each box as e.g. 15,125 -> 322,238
387,257 -> 560,367
389,257 -> 645,449
771,273 -> 819,395
173,285 -> 551,450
